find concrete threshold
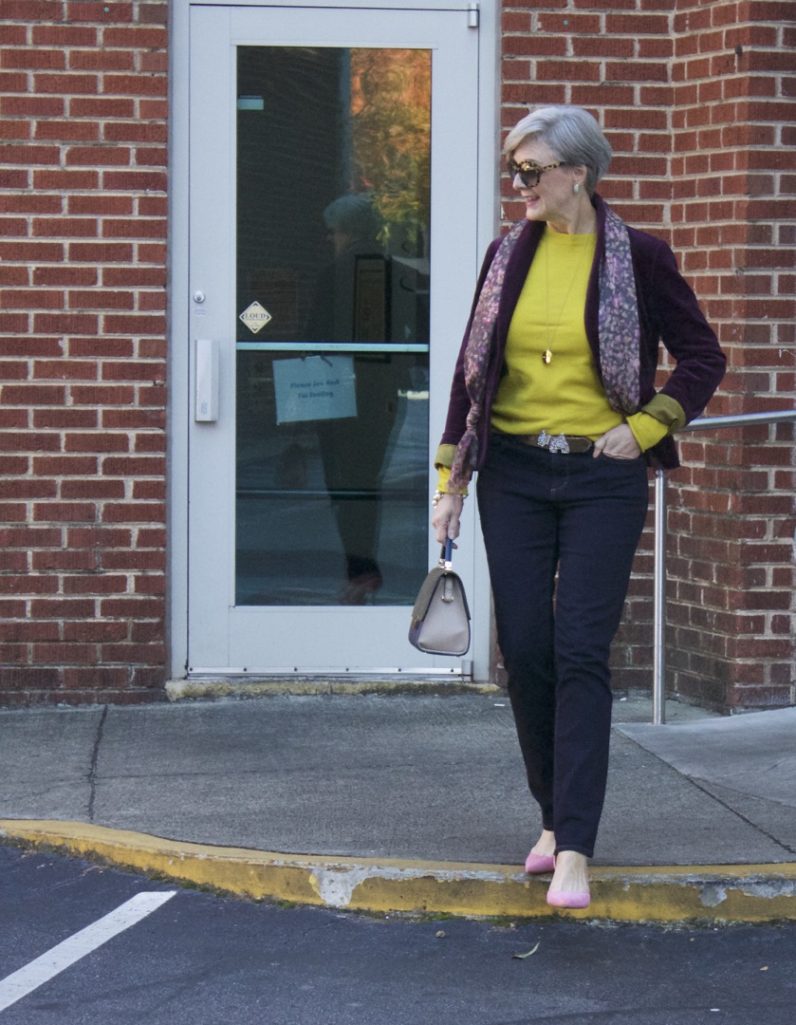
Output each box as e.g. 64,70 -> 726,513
165,677 -> 502,701
2,819 -> 795,926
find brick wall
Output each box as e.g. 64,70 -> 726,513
0,0 -> 169,705
1,0 -> 792,709
667,0 -> 795,709
501,0 -> 795,711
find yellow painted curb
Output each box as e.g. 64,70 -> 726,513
2,820 -> 795,924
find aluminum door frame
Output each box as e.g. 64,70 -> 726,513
168,0 -> 499,681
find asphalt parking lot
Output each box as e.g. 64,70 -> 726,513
2,845 -> 795,1025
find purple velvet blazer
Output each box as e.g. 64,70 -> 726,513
439,194 -> 726,471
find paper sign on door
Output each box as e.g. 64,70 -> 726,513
273,355 -> 357,425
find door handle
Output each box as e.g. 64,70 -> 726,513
195,338 -> 219,422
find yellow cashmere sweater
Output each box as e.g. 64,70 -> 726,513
438,226 -> 668,493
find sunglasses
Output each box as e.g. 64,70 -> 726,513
507,159 -> 564,188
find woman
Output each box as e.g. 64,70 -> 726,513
432,106 -> 725,909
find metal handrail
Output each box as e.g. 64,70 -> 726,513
652,408 -> 796,724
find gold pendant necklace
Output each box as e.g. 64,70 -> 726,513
542,234 -> 586,365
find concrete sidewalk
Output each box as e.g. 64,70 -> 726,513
1,692 -> 794,923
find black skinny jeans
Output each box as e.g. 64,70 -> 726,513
477,433 -> 649,858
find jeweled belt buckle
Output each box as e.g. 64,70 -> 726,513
537,430 -> 570,454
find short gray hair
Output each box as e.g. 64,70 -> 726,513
503,105 -> 612,195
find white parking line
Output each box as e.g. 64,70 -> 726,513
0,890 -> 176,1013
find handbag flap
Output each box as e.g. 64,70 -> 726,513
410,566 -> 470,624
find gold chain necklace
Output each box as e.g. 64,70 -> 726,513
541,234 -> 589,365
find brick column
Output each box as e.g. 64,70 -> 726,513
0,0 -> 169,705
667,0 -> 795,709
499,0 -> 794,711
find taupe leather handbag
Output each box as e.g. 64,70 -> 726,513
408,539 -> 471,656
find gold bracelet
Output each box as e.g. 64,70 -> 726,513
433,489 -> 467,507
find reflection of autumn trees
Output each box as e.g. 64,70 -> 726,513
349,50 -> 431,255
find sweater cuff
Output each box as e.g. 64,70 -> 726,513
434,443 -> 458,469
626,411 -> 670,452
642,393 -> 687,432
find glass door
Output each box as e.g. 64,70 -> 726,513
188,4 -> 480,673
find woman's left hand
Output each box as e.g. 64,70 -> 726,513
593,423 -> 641,460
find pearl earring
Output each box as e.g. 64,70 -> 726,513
573,182 -> 581,195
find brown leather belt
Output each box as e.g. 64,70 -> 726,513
495,429 -> 594,454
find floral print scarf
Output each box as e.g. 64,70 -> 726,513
448,204 -> 640,491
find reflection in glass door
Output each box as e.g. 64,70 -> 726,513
235,47 -> 431,607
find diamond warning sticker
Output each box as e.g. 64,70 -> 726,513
239,300 -> 272,334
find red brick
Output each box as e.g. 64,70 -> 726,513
0,479 -> 56,500
69,49 -> 135,71
68,289 -> 135,309
0,430 -> 60,451
101,502 -> 164,523
138,2 -> 168,25
70,337 -> 134,358
32,217 -> 98,238
69,385 -> 135,405
33,457 -> 97,475
0,217 -> 31,236
35,120 -> 100,142
131,147 -> 167,168
102,314 -> 165,336
67,2 -> 134,23
63,574 -> 128,595
68,242 -> 134,262
0,47 -> 65,70
0,143 -> 60,166
102,548 -> 164,570
102,219 -> 166,239
33,169 -> 99,190
102,73 -> 166,97
0,621 -> 60,643
33,313 -> 98,333
33,359 -> 98,380
33,265 -> 98,286
68,194 -> 134,216
65,145 -> 131,166
0,265 -> 29,285
100,597 -> 163,618
33,502 -> 97,523
101,455 -> 164,475
0,575 -> 59,596
31,548 -> 99,571
60,479 -> 126,500
34,73 -> 98,95
138,99 -> 167,120
102,170 -> 166,191
0,169 -> 28,188
63,620 -> 128,642
0,359 -> 28,380
0,384 -> 66,405
33,408 -> 97,429
103,26 -> 167,48
64,432 -> 129,453
69,96 -> 135,118
1,95 -> 64,117
32,25 -> 97,46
